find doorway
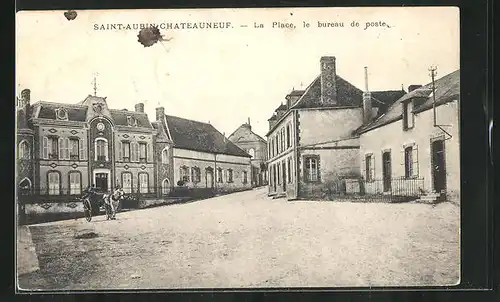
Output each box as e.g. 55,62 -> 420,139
431,139 -> 446,193
95,173 -> 108,192
382,151 -> 392,192
206,168 -> 214,188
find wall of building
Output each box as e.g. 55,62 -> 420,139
359,101 -> 460,202
36,124 -> 90,195
298,108 -> 363,146
298,147 -> 360,198
173,148 -> 252,192
114,131 -> 156,194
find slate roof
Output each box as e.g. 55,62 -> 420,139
36,103 -> 88,121
287,90 -> 305,97
164,115 -> 251,157
109,110 -> 153,129
356,69 -> 460,134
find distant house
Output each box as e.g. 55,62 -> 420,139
356,70 -> 460,203
228,118 -> 268,187
154,107 -> 252,194
265,56 -> 405,199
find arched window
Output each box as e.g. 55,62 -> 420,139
121,172 -> 133,193
69,172 -> 82,195
180,166 -> 190,183
18,140 -> 30,159
248,148 -> 255,158
47,171 -> 60,195
139,173 -> 149,193
95,138 -> 108,161
161,146 -> 169,164
162,179 -> 170,195
191,167 -> 201,183
19,178 -> 32,195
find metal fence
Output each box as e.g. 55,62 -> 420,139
308,177 -> 425,203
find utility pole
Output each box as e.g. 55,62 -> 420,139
92,73 -> 99,96
429,66 -> 438,126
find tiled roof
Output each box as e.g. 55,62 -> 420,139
36,103 -> 88,121
356,69 -> 460,134
291,75 -> 366,109
165,115 -> 251,158
275,104 -> 288,111
288,90 -> 305,96
109,110 -> 152,128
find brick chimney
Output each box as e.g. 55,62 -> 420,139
320,56 -> 338,105
362,67 -> 372,124
135,103 -> 144,113
408,85 -> 423,92
19,89 -> 31,107
156,106 -> 165,121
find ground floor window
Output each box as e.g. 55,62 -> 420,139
242,171 -> 248,184
227,169 -> 233,182
287,158 -> 292,183
162,179 -> 170,195
304,156 -> 319,182
69,172 -> 81,195
191,167 -> 201,183
47,171 -> 60,195
217,168 -> 223,183
180,166 -> 190,183
122,172 -> 132,193
139,173 -> 148,193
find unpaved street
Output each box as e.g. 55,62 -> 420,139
18,187 -> 459,290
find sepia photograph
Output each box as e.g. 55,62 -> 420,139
16,7 -> 460,290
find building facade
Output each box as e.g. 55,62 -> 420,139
15,90 -> 252,202
357,70 -> 460,203
228,119 -> 268,187
266,56 -> 405,200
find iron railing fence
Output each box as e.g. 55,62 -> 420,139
305,176 -> 425,202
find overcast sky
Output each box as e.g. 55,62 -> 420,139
16,7 -> 459,139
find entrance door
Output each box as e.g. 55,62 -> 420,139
206,169 -> 214,188
382,151 -> 392,192
95,173 -> 108,192
431,140 -> 446,193
282,162 -> 287,191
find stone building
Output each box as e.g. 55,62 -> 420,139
356,69 -> 460,203
228,118 -> 268,187
15,90 -> 252,204
266,56 -> 405,200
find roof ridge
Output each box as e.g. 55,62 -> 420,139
165,114 -> 211,125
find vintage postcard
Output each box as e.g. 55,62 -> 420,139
15,7 -> 460,290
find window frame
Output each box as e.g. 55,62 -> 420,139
95,138 -> 108,161
18,140 -> 30,159
404,146 -> 414,179
69,138 -> 79,160
365,154 -> 375,182
303,155 -> 320,183
402,100 -> 415,130
139,142 -> 148,163
68,171 -> 82,195
121,172 -> 133,193
138,172 -> 149,193
180,166 -> 190,183
47,170 -> 61,195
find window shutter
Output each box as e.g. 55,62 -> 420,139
412,145 -> 419,177
80,138 -> 86,160
58,137 -> 63,159
146,144 -> 149,161
42,137 -> 48,159
65,138 -> 70,159
361,156 -> 366,180
118,141 -> 123,161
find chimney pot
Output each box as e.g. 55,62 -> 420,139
155,106 -> 165,121
135,103 -> 145,113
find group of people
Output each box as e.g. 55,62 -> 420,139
81,184 -> 125,220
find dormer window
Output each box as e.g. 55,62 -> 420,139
402,100 -> 414,130
127,116 -> 138,127
55,108 -> 68,120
